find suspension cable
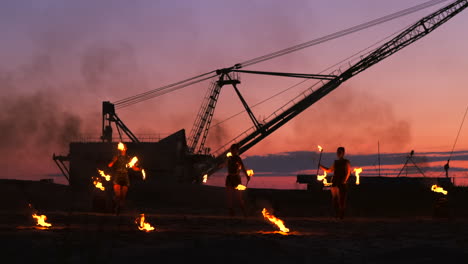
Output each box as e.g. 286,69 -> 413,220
239,0 -> 448,68
448,104 -> 468,161
112,0 -> 447,109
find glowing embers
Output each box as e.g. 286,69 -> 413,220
354,168 -> 363,185
135,214 -> 155,232
317,171 -> 332,187
431,185 -> 448,195
32,213 -> 52,228
235,184 -> 247,191
261,208 -> 289,234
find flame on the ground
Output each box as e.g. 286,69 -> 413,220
32,214 -> 52,228
431,185 -> 448,195
262,208 -> 289,233
135,214 -> 155,232
354,168 -> 363,185
226,152 -> 232,157
247,169 -> 254,177
117,142 -> 126,151
92,177 -> 105,191
203,174 -> 208,183
142,169 -> 146,180
127,156 -> 138,168
235,184 -> 247,191
318,145 -> 323,152
317,171 -> 332,187
98,169 -> 111,181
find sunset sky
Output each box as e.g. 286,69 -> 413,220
1,0 -> 467,183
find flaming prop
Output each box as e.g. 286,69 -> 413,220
32,213 -> 52,228
316,145 -> 324,175
354,168 -> 363,185
92,177 -> 105,191
226,152 -> 232,157
98,169 -> 111,181
127,156 -> 138,168
235,184 -> 247,191
431,185 -> 448,195
262,208 -> 289,233
117,142 -> 126,151
135,214 -> 155,232
202,174 -> 208,183
317,171 -> 332,187
142,169 -> 146,180
246,169 -> 254,177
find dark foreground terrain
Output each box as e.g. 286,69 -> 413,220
1,179 -> 467,263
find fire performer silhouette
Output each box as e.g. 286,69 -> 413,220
319,146 -> 351,219
108,142 -> 141,215
225,143 -> 251,217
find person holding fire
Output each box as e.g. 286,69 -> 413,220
225,143 -> 251,217
319,146 -> 351,219
108,142 -> 141,215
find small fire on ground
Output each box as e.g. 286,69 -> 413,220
431,185 -> 448,195
32,213 -> 52,228
261,208 -> 290,234
135,214 -> 155,232
203,174 -> 208,183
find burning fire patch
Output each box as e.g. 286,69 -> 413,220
431,185 -> 448,195
32,213 -> 52,228
202,174 -> 208,183
261,208 -> 289,234
135,214 -> 155,232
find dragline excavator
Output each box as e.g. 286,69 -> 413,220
68,0 -> 467,184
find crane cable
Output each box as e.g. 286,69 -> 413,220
112,0 -> 448,109
238,0 -> 448,67
448,105 -> 468,162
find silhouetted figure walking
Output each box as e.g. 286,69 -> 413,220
320,147 -> 351,219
